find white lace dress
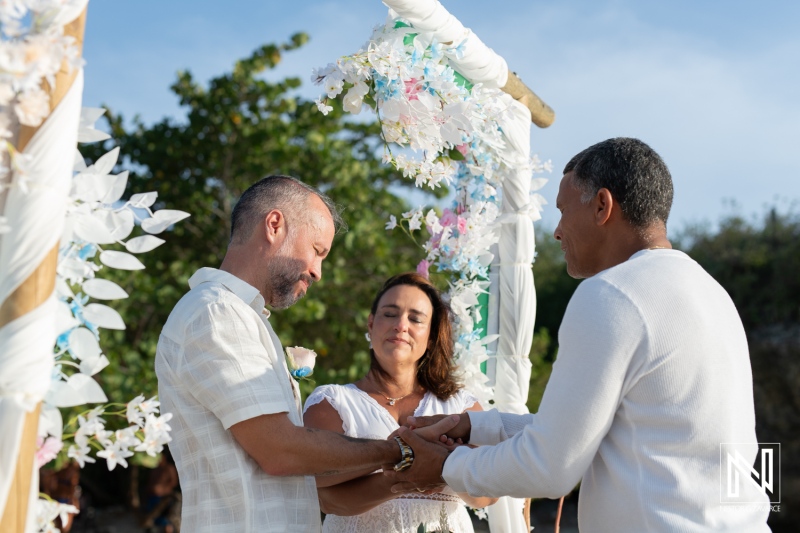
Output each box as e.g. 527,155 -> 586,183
304,384 -> 479,533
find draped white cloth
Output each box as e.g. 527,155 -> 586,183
0,69 -> 84,531
383,1 -> 536,531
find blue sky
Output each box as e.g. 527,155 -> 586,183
82,0 -> 800,232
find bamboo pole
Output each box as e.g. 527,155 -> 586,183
0,8 -> 87,532
501,71 -> 555,128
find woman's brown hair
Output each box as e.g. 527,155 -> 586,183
368,272 -> 460,400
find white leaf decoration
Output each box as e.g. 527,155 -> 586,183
77,107 -> 111,143
95,209 -> 134,241
68,327 -> 101,361
55,300 -> 80,336
125,235 -> 165,254
91,147 -> 120,176
142,209 -> 190,234
80,354 -> 109,376
74,213 -> 117,245
55,278 -> 74,300
83,303 -> 126,330
73,148 -> 86,172
99,250 -> 145,270
78,128 -> 111,143
40,404 -> 64,440
129,192 -> 157,208
45,374 -> 108,407
100,171 -> 129,204
73,172 -> 116,203
530,178 -> 547,192
82,279 -> 129,300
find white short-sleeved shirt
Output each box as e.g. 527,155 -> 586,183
156,268 -> 320,532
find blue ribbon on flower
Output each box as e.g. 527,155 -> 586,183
290,367 -> 313,379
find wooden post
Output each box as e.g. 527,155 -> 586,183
0,8 -> 87,532
501,71 -> 555,128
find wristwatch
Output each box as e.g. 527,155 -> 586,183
393,436 -> 414,471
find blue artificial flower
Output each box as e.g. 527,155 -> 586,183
78,243 -> 97,260
56,329 -> 73,352
290,367 -> 313,379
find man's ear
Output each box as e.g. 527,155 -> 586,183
264,209 -> 285,244
595,188 -> 615,226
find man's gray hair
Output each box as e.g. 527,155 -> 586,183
230,175 -> 346,244
563,137 -> 674,229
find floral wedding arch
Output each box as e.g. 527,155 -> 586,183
0,0 -> 554,531
312,0 -> 554,531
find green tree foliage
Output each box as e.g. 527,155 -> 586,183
677,207 -> 800,331
83,35 -> 429,403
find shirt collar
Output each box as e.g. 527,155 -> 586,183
188,267 -> 269,316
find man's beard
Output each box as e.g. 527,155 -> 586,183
268,255 -> 313,309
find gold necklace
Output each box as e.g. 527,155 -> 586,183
380,392 -> 413,406
647,245 -> 671,250
367,378 -> 416,406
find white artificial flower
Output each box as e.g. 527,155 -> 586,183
114,426 -> 140,449
14,85 -> 49,126
385,214 -> 397,231
138,396 -> 160,416
144,412 -> 173,436
135,435 -> 166,457
425,209 -> 443,235
342,88 -> 364,115
0,108 -> 14,139
126,394 -> 145,427
314,98 -> 333,116
285,346 -> 317,371
67,443 -> 95,468
408,214 -> 423,232
310,63 -> 335,85
324,76 -> 344,99
96,442 -> 133,471
0,83 -> 14,106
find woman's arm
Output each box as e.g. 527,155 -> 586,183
303,399 -> 381,487
317,472 -> 401,516
456,402 -> 498,509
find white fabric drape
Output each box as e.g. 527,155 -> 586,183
0,69 -> 84,529
483,96 -> 536,533
384,0 -> 508,89
382,1 -> 535,532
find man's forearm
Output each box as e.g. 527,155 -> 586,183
231,413 -> 401,478
290,427 -> 400,477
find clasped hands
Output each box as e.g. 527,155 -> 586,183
383,413 -> 472,494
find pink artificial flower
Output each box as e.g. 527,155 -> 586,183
457,216 -> 468,235
404,78 -> 422,101
416,260 -> 430,279
455,143 -> 469,156
35,436 -> 63,469
440,208 -> 457,227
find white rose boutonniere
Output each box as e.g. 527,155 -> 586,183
285,346 -> 317,381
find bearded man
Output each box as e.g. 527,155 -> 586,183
156,176 -> 451,532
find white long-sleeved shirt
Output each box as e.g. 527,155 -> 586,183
443,249 -> 771,532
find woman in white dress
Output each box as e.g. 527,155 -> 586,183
304,272 -> 496,533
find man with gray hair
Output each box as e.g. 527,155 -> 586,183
156,175 -> 454,532
387,139 -> 771,532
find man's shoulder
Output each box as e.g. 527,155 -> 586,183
162,281 -> 254,336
